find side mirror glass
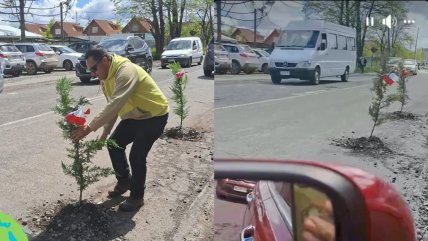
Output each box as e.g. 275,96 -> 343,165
294,184 -> 335,241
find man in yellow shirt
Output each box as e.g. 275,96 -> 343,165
71,48 -> 169,211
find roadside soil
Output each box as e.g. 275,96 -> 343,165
331,112 -> 428,241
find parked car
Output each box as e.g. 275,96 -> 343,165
0,43 -> 26,77
221,43 -> 258,75
216,178 -> 255,202
386,57 -> 403,72
49,45 -> 83,71
214,44 -> 232,75
202,40 -> 231,76
0,60 -> 4,93
161,37 -> 204,68
252,48 -> 270,74
75,36 -> 152,83
14,43 -> 58,75
68,41 -> 98,54
216,158 -> 416,241
403,59 -> 417,75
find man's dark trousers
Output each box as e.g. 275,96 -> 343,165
108,114 -> 168,199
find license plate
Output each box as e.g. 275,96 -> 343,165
233,186 -> 247,193
280,71 -> 290,75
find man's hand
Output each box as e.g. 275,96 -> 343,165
71,125 -> 92,141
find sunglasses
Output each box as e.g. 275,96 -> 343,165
88,57 -> 103,73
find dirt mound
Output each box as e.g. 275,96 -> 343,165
164,127 -> 204,141
331,136 -> 393,158
29,200 -> 130,241
386,111 -> 419,121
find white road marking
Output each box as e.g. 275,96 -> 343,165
215,83 -> 372,110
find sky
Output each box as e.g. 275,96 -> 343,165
0,0 -> 117,27
218,0 -> 428,49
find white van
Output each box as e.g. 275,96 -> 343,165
269,20 -> 356,85
161,37 -> 204,68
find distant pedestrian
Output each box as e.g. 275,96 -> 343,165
359,56 -> 367,73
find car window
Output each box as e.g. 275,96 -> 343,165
39,44 -> 53,51
68,44 -> 76,50
214,44 -> 226,51
59,46 -> 76,53
16,45 -> 31,52
238,45 -> 254,53
0,45 -> 20,52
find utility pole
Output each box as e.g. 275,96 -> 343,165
19,0 -> 25,42
60,0 -> 70,44
253,9 -> 256,46
414,26 -> 419,61
216,0 -> 221,42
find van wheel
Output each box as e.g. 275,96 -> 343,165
271,75 -> 281,84
341,67 -> 349,82
311,67 -> 320,85
12,70 -> 22,77
161,64 -> 167,69
187,57 -> 192,67
230,61 -> 241,75
26,61 -> 37,75
198,56 -> 203,65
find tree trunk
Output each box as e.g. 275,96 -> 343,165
19,0 -> 25,42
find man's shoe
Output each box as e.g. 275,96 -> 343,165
108,183 -> 130,198
119,197 -> 144,212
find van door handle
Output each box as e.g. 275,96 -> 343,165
240,225 -> 254,241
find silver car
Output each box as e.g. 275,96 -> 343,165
0,43 -> 26,77
14,43 -> 58,75
214,44 -> 232,74
221,43 -> 258,74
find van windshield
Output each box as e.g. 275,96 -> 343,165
167,40 -> 191,50
277,30 -> 320,48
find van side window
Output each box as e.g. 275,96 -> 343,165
347,37 -> 355,51
338,35 -> 347,50
327,33 -> 337,49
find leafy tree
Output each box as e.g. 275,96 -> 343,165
168,62 -> 189,130
42,18 -> 55,39
53,78 -> 118,204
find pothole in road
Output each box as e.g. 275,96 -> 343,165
164,127 -> 204,141
331,136 -> 393,158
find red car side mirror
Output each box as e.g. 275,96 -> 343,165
214,158 -> 416,241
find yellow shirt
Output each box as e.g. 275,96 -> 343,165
88,54 -> 169,134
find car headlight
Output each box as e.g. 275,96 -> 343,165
298,61 -> 311,68
269,60 -> 276,68
179,54 -> 187,57
161,55 -> 166,58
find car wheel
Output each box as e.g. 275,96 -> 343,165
187,57 -> 192,67
161,64 -> 167,69
341,67 -> 349,82
198,56 -> 203,65
262,64 -> 269,74
26,61 -> 37,75
204,69 -> 212,77
145,59 -> 153,74
311,67 -> 320,85
230,61 -> 241,75
79,77 -> 91,83
63,60 -> 73,71
12,70 -> 21,77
